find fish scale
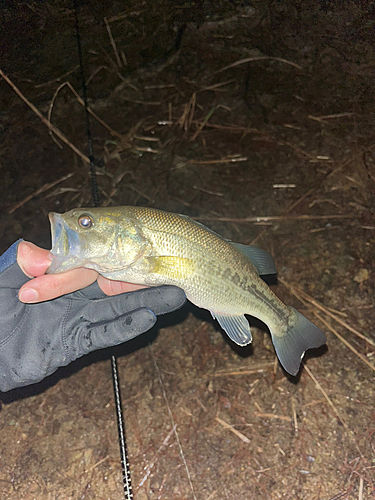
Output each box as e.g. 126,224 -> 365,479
125,207 -> 287,320
48,205 -> 327,376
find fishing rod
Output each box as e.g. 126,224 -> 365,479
73,2 -> 133,498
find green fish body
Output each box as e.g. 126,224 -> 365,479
48,206 -> 326,375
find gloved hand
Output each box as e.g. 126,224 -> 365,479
0,241 -> 186,392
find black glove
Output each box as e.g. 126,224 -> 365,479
0,243 -> 186,392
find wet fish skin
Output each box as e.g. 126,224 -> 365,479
48,206 -> 326,375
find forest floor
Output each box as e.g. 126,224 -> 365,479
0,1 -> 374,499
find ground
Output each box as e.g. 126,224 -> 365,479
0,1 -> 374,499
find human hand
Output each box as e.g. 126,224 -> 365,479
0,240 -> 186,391
17,241 -> 146,303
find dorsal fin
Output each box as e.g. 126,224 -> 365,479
232,243 -> 276,276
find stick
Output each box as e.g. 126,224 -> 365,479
279,278 -> 375,349
190,105 -> 217,141
138,425 -> 177,487
104,17 -> 123,68
250,187 -> 316,246
0,69 -> 89,164
308,112 -> 353,123
254,413 -> 292,422
8,173 -> 75,214
358,476 -> 364,500
215,416 -> 250,443
34,65 -> 80,88
187,156 -> 248,165
84,455 -> 109,473
193,214 -> 355,223
150,346 -> 197,500
313,313 -> 375,374
199,79 -> 236,92
304,365 -> 363,458
304,365 -> 348,428
291,398 -> 298,434
48,81 -> 125,141
210,362 -> 274,377
190,121 -> 265,134
217,56 -> 303,73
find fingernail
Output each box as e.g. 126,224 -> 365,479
19,288 -> 39,303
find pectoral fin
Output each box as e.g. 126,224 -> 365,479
211,312 -> 252,346
232,243 -> 276,276
146,256 -> 196,280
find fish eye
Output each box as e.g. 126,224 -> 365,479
78,214 -> 94,229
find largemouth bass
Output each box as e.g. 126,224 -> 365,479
48,206 -> 326,375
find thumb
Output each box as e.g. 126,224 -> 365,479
70,308 -> 157,358
17,241 -> 52,278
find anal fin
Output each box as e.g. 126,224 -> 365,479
211,312 -> 252,346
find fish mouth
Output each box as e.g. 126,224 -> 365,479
47,212 -> 83,274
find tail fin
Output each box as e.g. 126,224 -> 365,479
271,307 -> 326,376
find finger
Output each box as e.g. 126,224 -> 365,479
97,275 -> 148,295
74,308 -> 157,357
89,285 -> 186,322
17,241 -> 53,278
18,267 -> 99,303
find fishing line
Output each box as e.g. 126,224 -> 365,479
73,2 -> 133,498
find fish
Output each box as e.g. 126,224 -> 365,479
47,205 -> 326,375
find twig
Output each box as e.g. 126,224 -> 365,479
8,173 -> 75,214
138,425 -> 176,487
177,92 -> 196,132
34,65 -> 80,88
308,113 -> 354,124
104,17 -> 122,68
187,156 -> 248,165
215,416 -> 250,443
190,121 -> 264,135
0,69 -> 89,164
206,491 -> 217,500
193,214 -> 355,223
127,185 -> 155,202
325,305 -> 348,318
272,138 -> 315,159
150,345 -> 197,500
304,365 -> 363,457
249,186 -> 313,246
304,366 -> 347,428
358,476 -> 364,500
210,363 -> 274,377
190,105 -> 217,141
309,225 -> 340,233
254,413 -> 292,422
250,144 -> 375,246
313,313 -> 375,374
291,398 -> 298,434
84,455 -> 109,473
217,56 -> 302,73
279,278 -> 375,349
199,79 -> 236,92
193,185 -> 224,197
107,9 -> 141,23
131,146 -> 160,154
121,98 -> 162,105
48,81 -> 125,141
328,490 -> 349,500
